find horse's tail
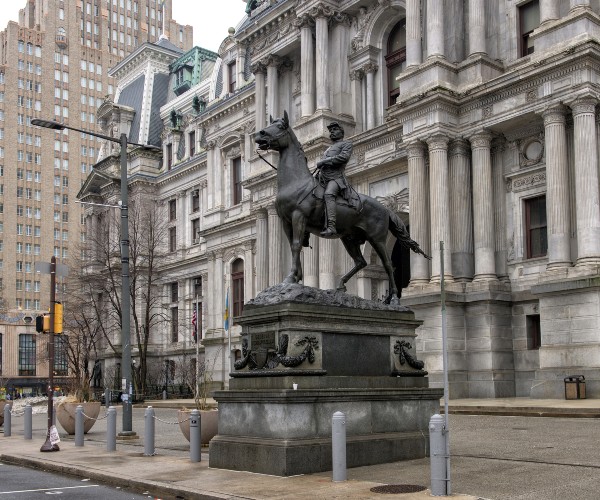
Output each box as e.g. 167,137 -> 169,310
388,209 -> 432,260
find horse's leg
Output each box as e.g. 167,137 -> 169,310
282,212 -> 306,284
371,239 -> 399,305
337,237 -> 367,291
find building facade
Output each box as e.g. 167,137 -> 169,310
0,0 -> 192,397
82,0 -> 600,400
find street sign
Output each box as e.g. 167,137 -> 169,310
35,262 -> 69,277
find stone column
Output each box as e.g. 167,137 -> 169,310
237,43 -> 246,88
267,205 -> 282,285
570,97 -> 600,265
214,250 -> 224,333
299,15 -> 315,117
540,0 -> 560,24
255,210 -> 269,292
214,147 -> 224,210
468,0 -> 486,56
319,238 -> 336,290
364,63 -> 378,130
350,69 -> 364,133
449,139 -> 474,281
205,141 -> 217,210
570,0 -> 590,10
427,135 -> 452,282
266,55 -> 280,119
303,237 -> 319,288
206,253 -> 216,332
471,132 -> 497,281
251,62 -> 267,131
543,105 -> 571,269
406,0 -> 422,67
313,5 -> 331,111
408,141 -> 430,284
427,0 -> 445,59
244,241 -> 255,301
492,140 -> 509,281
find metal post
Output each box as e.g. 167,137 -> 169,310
3,403 -> 11,437
107,406 -> 117,452
144,406 -> 155,456
119,132 -> 134,438
430,414 -> 447,496
439,241 -> 451,494
75,405 -> 84,447
104,388 -> 111,407
41,256 -> 59,452
189,409 -> 201,462
24,404 -> 32,440
332,411 -> 347,482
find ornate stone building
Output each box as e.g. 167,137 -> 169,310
82,0 -> 600,399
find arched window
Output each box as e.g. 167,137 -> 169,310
232,258 -> 244,318
385,20 -> 406,106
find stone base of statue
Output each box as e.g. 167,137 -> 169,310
208,284 -> 443,476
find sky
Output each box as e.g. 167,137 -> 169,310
0,0 -> 247,53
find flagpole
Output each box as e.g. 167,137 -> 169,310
195,293 -> 199,403
227,287 -> 232,375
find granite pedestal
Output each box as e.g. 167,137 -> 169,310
209,284 -> 443,476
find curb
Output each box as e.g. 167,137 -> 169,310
0,454 -> 233,500
446,408 -> 600,418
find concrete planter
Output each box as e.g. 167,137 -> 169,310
178,409 -> 218,445
56,401 -> 101,434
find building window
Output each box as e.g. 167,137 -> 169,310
18,334 -> 36,376
232,157 -> 242,205
189,130 -> 195,157
386,20 -> 406,106
232,258 -> 244,318
166,143 -> 173,170
0,333 -> 3,376
519,0 -> 540,57
54,335 -> 68,376
169,199 -> 176,221
525,195 -> 547,258
170,282 -> 178,303
526,314 -> 541,350
192,190 -> 200,212
171,307 -> 179,343
192,218 -> 200,243
169,227 -> 177,252
228,61 -> 237,93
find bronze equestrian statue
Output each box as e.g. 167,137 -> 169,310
255,111 -> 430,305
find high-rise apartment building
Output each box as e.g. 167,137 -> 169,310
0,0 -> 192,396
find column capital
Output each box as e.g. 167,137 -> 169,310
426,134 -> 449,151
330,12 -> 353,27
362,62 -> 379,74
542,104 -> 568,124
568,95 -> 599,115
470,131 -> 493,149
349,68 -> 364,81
309,2 -> 334,20
263,54 -> 281,68
293,13 -> 315,30
250,61 -> 267,75
406,140 -> 427,158
205,140 -> 216,151
254,208 -> 268,220
448,138 -> 471,157
267,205 -> 279,217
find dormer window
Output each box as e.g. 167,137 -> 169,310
228,62 -> 237,93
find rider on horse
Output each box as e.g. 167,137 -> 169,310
316,122 -> 353,238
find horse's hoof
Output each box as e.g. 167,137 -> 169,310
389,295 -> 400,306
336,285 -> 347,293
283,276 -> 297,285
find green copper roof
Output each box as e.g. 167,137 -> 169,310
170,46 -> 219,87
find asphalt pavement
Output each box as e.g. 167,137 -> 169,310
1,398 -> 599,499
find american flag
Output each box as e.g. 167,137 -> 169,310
192,308 -> 197,343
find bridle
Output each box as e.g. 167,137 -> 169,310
255,125 -> 289,170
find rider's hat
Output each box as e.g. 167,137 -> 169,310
327,121 -> 344,132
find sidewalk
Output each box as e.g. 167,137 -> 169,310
0,437 -> 476,500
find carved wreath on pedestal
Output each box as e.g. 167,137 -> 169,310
392,340 -> 427,376
234,334 -> 319,371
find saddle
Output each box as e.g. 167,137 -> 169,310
312,182 -> 361,211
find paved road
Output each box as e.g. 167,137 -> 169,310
0,462 -> 151,499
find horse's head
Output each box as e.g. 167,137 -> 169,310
254,110 -> 290,152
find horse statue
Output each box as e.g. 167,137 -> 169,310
254,111 -> 430,305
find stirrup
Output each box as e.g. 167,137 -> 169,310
320,227 -> 337,238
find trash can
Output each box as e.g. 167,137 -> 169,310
564,375 -> 586,400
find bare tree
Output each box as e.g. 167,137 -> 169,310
76,186 -> 172,396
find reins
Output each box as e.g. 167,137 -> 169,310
255,149 -> 277,170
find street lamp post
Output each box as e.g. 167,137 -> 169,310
32,119 -> 159,437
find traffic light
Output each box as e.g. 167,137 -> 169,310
35,314 -> 50,333
54,302 -> 63,334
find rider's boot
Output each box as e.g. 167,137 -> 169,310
320,195 -> 337,238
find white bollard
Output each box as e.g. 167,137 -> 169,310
144,406 -> 155,456
75,405 -> 84,447
332,411 -> 347,482
430,413 -> 448,496
189,409 -> 201,462
3,403 -> 12,437
24,404 -> 33,440
106,406 -> 117,452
